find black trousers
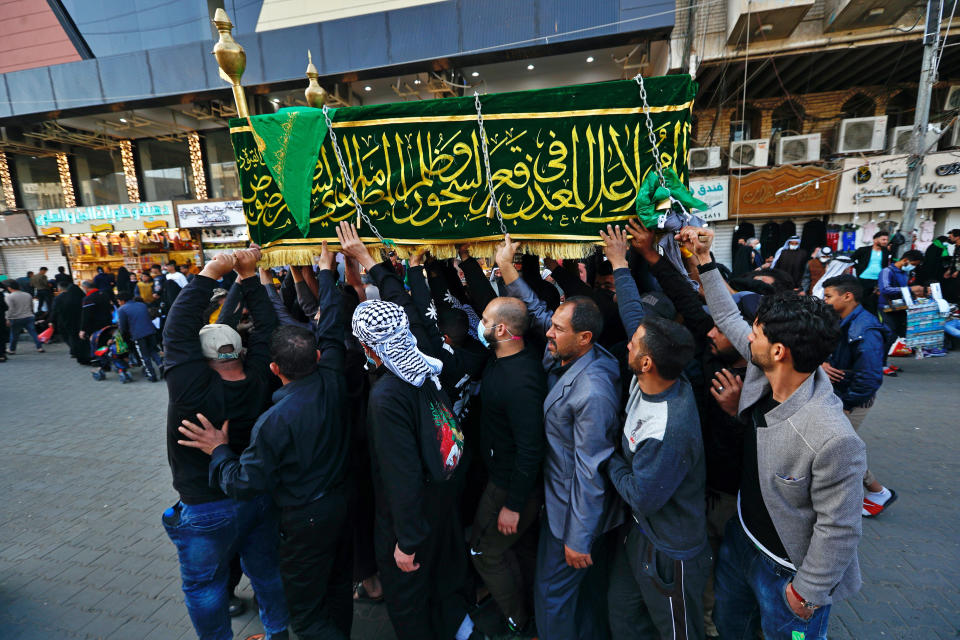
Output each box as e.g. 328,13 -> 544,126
278,491 -> 353,640
858,278 -> 879,315
374,479 -> 469,640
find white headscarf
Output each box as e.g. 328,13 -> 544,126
351,299 -> 443,389
812,256 -> 855,299
770,235 -> 801,269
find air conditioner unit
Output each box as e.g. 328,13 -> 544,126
688,147 -> 721,170
887,123 -> 941,154
837,116 -> 887,154
945,86 -> 960,112
950,123 -> 960,148
776,133 -> 821,164
728,139 -> 769,169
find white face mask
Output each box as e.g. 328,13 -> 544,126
819,256 -> 830,263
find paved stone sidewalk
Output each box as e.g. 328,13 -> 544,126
0,342 -> 957,639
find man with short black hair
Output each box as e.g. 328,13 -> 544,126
604,308 -> 711,640
682,226 -> 866,640
821,274 -> 895,517
31,267 -> 52,312
54,266 -> 72,288
500,234 -> 622,640
853,231 -> 890,314
877,249 -> 925,338
178,245 -> 352,640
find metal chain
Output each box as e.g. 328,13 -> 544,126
323,105 -> 385,242
474,92 -> 508,236
634,73 -> 696,226
634,74 -> 668,191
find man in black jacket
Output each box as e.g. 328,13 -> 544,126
78,280 -> 113,355
853,231 -> 890,315
160,250 -> 288,640
470,295 -> 547,635
52,280 -> 88,363
338,222 -> 474,640
178,245 -> 351,640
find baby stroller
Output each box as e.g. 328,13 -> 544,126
90,325 -> 132,383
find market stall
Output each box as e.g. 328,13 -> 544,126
31,202 -> 201,282
174,199 -> 248,260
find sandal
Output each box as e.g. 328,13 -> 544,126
353,581 -> 384,603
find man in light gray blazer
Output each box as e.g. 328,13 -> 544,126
680,227 -> 866,640
496,236 -> 622,640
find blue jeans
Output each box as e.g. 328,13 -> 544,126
715,519 -> 831,640
162,495 -> 289,640
9,317 -> 41,351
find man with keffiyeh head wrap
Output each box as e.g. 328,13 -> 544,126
336,222 -> 478,640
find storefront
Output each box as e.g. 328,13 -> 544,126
833,152 -> 960,253
31,202 -> 201,283
725,165 -> 839,263
174,199 -> 248,260
0,211 -> 68,280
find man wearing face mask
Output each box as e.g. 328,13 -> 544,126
769,236 -> 807,289
800,246 -> 833,295
469,296 -> 547,636
877,250 -> 925,338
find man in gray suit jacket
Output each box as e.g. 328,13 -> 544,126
497,236 -> 622,640
679,227 -> 866,640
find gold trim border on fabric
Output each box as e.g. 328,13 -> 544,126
230,99 -> 694,135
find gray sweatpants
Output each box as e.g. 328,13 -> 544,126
608,523 -> 712,640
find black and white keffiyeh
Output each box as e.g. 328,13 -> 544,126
352,299 -> 443,389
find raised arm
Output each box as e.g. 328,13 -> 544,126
600,224 -> 645,337
164,253 -> 237,370
458,246 -> 496,314
259,267 -> 310,329
679,227 -> 752,361
499,235 -> 553,336
628,219 -> 715,340
336,221 -> 441,359
314,242 -> 345,372
406,251 -> 445,353
234,248 -> 278,372
215,280 -> 244,329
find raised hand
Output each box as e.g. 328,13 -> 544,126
599,224 -> 629,270
201,252 -> 237,279
234,248 -> 260,278
335,221 -> 376,269
675,226 -> 714,264
318,241 -> 335,272
494,234 -> 522,285
626,218 -> 659,263
408,248 -> 429,268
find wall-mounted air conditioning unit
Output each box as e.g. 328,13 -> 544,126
950,124 -> 960,148
945,86 -> 960,112
728,139 -> 769,169
776,133 -> 821,164
887,123 -> 941,154
688,147 -> 721,170
837,116 -> 887,154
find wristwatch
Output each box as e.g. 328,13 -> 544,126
788,582 -> 819,611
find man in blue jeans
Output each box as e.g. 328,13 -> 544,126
162,249 -> 288,640
683,227 -> 866,640
116,290 -> 163,381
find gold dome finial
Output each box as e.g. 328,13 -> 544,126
304,50 -> 329,108
212,8 -> 250,117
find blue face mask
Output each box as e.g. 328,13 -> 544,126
477,319 -> 492,348
902,263 -> 916,272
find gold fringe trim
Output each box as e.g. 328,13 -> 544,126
257,239 -> 601,268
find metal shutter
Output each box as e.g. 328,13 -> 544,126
0,240 -> 67,279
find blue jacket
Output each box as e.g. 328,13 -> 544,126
827,305 -> 885,410
877,264 -> 910,307
117,301 -> 157,340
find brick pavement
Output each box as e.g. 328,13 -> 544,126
0,341 -> 957,639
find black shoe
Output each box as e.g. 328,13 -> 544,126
229,595 -> 246,617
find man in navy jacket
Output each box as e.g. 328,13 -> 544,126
821,275 -> 896,518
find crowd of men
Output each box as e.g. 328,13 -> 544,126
131,213 -> 937,640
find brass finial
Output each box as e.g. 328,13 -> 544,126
212,8 -> 250,118
304,50 -> 328,108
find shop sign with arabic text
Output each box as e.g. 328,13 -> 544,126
730,165 -> 838,218
835,152 -> 960,213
